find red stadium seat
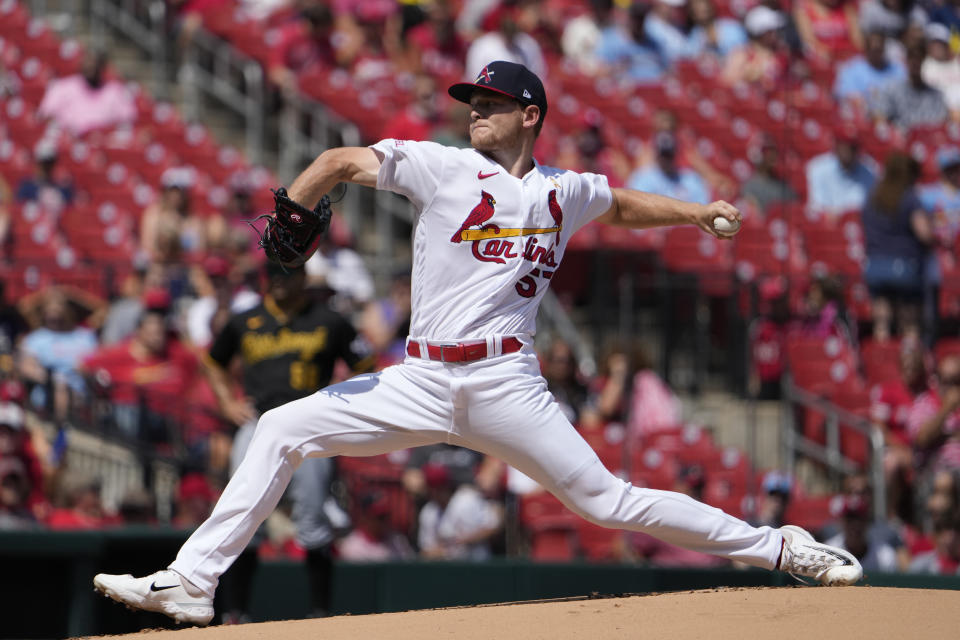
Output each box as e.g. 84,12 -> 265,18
661,227 -> 733,296
786,335 -> 856,370
580,427 -> 626,475
14,19 -> 60,68
629,447 -> 679,490
49,38 -> 83,77
519,491 -> 579,532
576,521 -> 622,562
784,495 -> 836,534
733,240 -> 789,282
941,279 -> 960,320
703,466 -> 749,504
934,338 -> 960,364
597,224 -> 664,252
859,339 -> 902,386
3,96 -> 44,148
530,528 -> 577,561
0,138 -> 32,186
337,454 -> 406,483
0,1 -> 30,38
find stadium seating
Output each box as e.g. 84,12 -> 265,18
0,1 -> 280,300
6,0 -> 952,563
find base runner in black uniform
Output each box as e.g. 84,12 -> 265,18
204,262 -> 374,622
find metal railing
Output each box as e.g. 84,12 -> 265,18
179,26 -> 265,163
88,0 -> 168,97
25,368 -> 203,522
781,376 -> 887,523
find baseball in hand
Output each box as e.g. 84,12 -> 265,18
713,216 -> 741,237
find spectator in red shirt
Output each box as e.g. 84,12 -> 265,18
908,511 -> 960,575
81,290 -> 201,447
380,74 -> 444,142
0,400 -> 48,521
340,2 -> 401,85
403,1 -> 467,76
722,6 -> 789,89
748,277 -> 790,400
912,469 -> 959,557
553,109 -> 631,188
794,0 -> 862,63
907,353 -> 960,474
337,492 -> 414,561
173,472 -> 216,529
46,474 -> 112,530
169,0 -> 231,49
589,344 -> 634,425
871,339 -> 929,520
268,4 -> 340,93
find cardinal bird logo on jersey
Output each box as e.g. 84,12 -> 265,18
453,188 -> 564,265
547,189 -> 563,228
451,190 -> 498,243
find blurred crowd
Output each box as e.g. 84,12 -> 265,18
0,0 -> 959,601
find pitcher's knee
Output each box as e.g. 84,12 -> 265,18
250,407 -> 300,455
562,485 -> 631,528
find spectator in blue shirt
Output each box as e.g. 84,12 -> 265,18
645,0 -> 696,63
742,135 -> 798,211
805,126 -> 878,215
870,41 -> 949,132
919,146 -> 960,250
834,30 -> 906,104
595,1 -> 666,83
628,132 -> 711,204
17,288 -> 99,416
15,139 -> 73,213
687,0 -> 748,58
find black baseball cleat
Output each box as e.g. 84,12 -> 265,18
93,569 -> 214,626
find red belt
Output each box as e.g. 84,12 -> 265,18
406,337 -> 523,362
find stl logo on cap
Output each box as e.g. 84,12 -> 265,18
477,66 -> 495,84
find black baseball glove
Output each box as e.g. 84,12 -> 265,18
251,187 -> 332,268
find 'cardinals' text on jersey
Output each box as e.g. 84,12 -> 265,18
371,139 -> 612,341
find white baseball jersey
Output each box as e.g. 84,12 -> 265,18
370,139 -> 613,341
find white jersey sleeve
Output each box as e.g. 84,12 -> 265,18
563,171 -> 614,235
370,139 -> 445,211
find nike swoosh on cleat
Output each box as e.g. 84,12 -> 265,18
478,170 -> 499,180
820,548 -> 855,565
150,582 -> 178,591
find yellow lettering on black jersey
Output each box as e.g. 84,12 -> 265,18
241,327 -> 330,364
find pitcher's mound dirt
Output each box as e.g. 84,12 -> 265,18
88,586 -> 960,640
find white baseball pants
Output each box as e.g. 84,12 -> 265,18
170,348 -> 783,596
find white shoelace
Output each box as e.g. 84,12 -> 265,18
784,539 -> 853,585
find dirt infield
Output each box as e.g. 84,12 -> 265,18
85,587 -> 960,640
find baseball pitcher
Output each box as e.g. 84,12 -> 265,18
95,61 -> 862,626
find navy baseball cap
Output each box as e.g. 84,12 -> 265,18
448,61 -> 548,120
